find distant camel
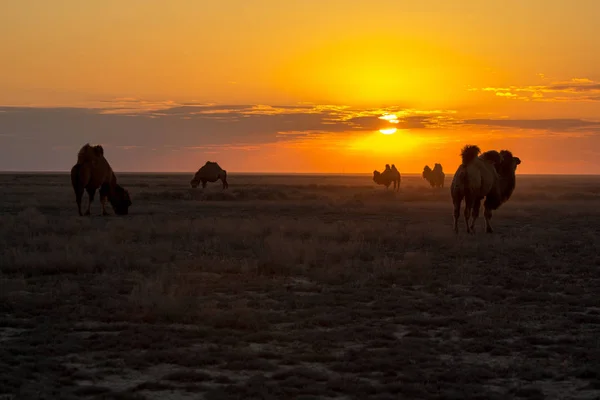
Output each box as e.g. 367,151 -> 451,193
373,164 -> 401,191
190,161 -> 229,189
422,163 -> 445,188
451,145 -> 521,234
70,143 -> 132,216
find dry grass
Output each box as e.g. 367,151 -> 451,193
1,172 -> 600,399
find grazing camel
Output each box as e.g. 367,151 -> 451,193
451,145 -> 521,234
70,144 -> 132,216
190,161 -> 229,189
422,163 -> 445,188
373,164 -> 401,191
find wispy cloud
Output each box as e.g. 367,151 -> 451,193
462,118 -> 600,137
470,77 -> 600,102
177,144 -> 262,152
2,100 -> 600,172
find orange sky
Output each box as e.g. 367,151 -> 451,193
1,0 -> 600,174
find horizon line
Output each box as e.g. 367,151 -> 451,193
1,170 -> 600,177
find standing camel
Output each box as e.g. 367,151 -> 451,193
422,163 -> 445,188
190,161 -> 229,189
70,144 -> 132,216
451,145 -> 521,234
373,164 -> 401,191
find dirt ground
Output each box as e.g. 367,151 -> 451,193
1,172 -> 599,400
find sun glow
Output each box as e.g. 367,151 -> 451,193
379,128 -> 397,135
272,36 -> 488,107
348,130 -> 423,154
379,114 -> 399,124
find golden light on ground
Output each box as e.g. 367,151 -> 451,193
379,128 -> 397,135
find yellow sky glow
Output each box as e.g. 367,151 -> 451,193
1,0 -> 600,174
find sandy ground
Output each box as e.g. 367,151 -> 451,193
1,172 -> 599,399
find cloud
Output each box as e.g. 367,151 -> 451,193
177,144 -> 262,152
0,103 -> 457,147
462,118 -> 600,137
2,100 -> 600,171
470,77 -> 600,102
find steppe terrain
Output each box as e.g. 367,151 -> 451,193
1,172 -> 599,399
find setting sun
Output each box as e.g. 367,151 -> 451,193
379,128 -> 397,135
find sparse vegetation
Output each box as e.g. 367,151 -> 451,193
1,172 -> 599,399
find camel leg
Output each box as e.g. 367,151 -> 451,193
463,197 -> 473,234
75,188 -> 84,216
484,207 -> 494,233
85,187 -> 96,216
100,183 -> 110,216
453,198 -> 462,234
100,197 -> 109,216
470,198 -> 481,233
202,180 -> 207,189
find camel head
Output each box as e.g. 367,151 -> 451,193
110,185 -> 132,215
514,157 -> 521,168
422,165 -> 432,179
373,170 -> 382,184
190,170 -> 202,188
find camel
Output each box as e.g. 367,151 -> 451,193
451,145 -> 521,234
373,164 -> 401,191
422,163 -> 445,188
70,143 -> 132,216
190,161 -> 229,189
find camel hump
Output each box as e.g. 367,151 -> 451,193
499,150 -> 514,162
195,161 -> 226,180
77,143 -> 105,164
460,145 -> 481,165
480,150 -> 502,166
202,161 -> 224,171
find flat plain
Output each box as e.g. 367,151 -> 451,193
1,172 -> 600,400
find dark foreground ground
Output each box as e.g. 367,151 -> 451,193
1,173 -> 600,400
